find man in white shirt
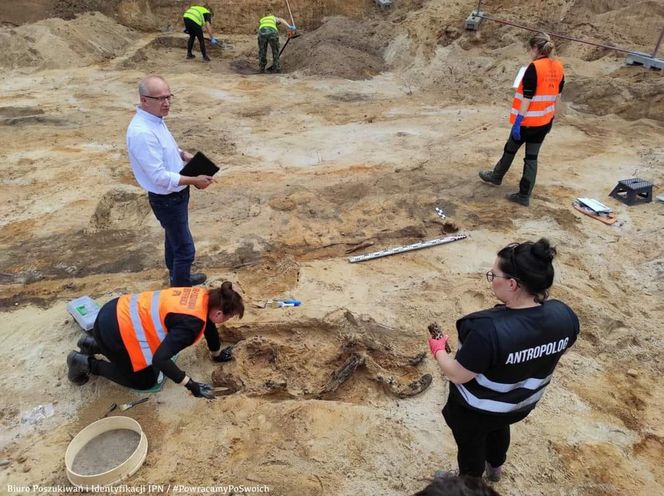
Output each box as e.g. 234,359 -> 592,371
126,75 -> 213,287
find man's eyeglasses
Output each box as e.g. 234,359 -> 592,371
486,270 -> 515,283
143,94 -> 174,103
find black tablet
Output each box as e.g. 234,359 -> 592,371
180,152 -> 220,177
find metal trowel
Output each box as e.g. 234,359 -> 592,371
119,397 -> 149,411
104,397 -> 149,417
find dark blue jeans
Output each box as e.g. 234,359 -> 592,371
148,187 -> 194,287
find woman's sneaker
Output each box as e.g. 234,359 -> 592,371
484,462 -> 502,482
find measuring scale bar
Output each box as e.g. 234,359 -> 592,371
348,234 -> 467,263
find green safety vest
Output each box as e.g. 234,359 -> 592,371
258,15 -> 278,32
183,6 -> 210,27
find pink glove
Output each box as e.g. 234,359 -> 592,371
428,336 -> 449,358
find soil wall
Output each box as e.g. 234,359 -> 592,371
0,0 -> 380,32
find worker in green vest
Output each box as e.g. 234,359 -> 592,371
257,14 -> 296,73
183,5 -> 219,62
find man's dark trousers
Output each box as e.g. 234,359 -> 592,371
148,187 -> 194,287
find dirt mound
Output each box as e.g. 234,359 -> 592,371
565,68 -> 664,121
88,185 -> 151,232
0,12 -> 135,71
50,0 -> 120,20
462,0 -> 664,57
280,16 -> 394,79
559,0 -> 664,56
386,0 -> 664,122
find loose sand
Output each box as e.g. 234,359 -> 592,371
72,429 -> 141,476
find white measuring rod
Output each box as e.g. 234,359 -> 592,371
348,234 -> 468,263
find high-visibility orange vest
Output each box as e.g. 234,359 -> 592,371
117,288 -> 209,371
510,57 -> 563,127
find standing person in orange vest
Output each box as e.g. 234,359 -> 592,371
479,33 -> 565,207
66,282 -> 244,398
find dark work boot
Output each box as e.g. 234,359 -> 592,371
485,462 -> 503,482
77,335 -> 101,356
67,351 -> 90,385
479,170 -> 502,185
190,273 -> 207,286
186,53 -> 195,59
202,55 -> 211,62
259,66 -> 266,74
506,192 -> 530,207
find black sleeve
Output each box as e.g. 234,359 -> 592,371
455,319 -> 497,374
203,13 -> 211,23
522,63 -> 537,99
567,307 -> 579,347
152,314 -> 205,384
203,319 -> 221,353
559,74 -> 565,94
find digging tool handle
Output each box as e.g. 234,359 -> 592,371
279,36 -> 291,57
103,403 -> 118,417
285,0 -> 296,27
120,397 -> 149,411
267,37 -> 292,71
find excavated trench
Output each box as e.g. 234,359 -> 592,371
212,310 -> 432,402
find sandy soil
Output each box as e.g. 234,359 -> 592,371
0,1 -> 663,495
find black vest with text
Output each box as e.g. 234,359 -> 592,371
451,300 -> 579,415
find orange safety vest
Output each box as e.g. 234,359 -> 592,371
117,288 -> 209,371
510,57 -> 564,127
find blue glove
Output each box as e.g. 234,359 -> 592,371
511,114 -> 524,141
288,24 -> 297,30
210,36 -> 219,46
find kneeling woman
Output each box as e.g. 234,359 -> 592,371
67,282 -> 244,398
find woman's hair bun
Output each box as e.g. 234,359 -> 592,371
531,238 -> 556,263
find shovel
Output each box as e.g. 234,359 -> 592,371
266,31 -> 302,72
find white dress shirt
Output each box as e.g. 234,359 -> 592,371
126,107 -> 185,195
